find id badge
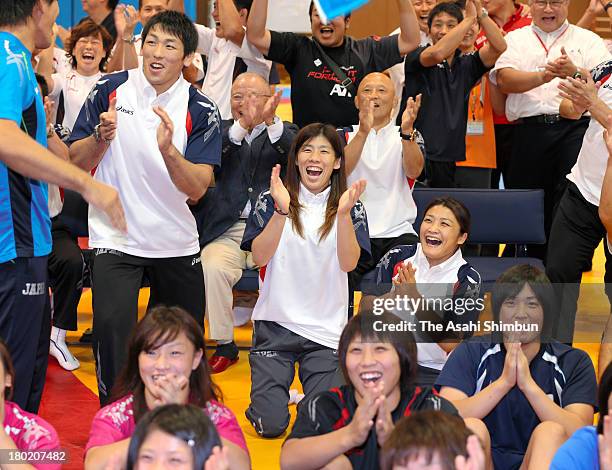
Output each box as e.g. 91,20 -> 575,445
467,120 -> 484,135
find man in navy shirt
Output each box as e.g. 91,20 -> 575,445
0,0 -> 124,412
400,0 -> 506,187
436,265 -> 597,470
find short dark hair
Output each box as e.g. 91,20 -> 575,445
308,0 -> 351,20
380,411 -> 473,470
65,19 -> 113,71
108,0 -> 119,9
35,73 -> 48,97
0,0 -> 55,28
126,404 -> 222,470
427,2 -> 463,30
598,362 -> 612,434
491,264 -> 555,341
338,310 -> 418,394
423,197 -> 471,235
141,10 -> 198,57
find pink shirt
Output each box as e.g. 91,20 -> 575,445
85,395 -> 248,455
4,401 -> 61,470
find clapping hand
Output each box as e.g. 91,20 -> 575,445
338,179 -> 366,216
270,164 -> 290,214
401,94 -> 421,134
153,106 -> 176,155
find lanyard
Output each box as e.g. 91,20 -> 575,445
532,24 -> 569,57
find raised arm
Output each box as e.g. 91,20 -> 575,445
397,0 -> 421,55
420,14 -> 477,67
220,0 -> 246,46
246,0 -> 272,55
400,94 -> 424,179
344,101 -> 374,175
475,0 -> 507,67
251,165 -> 289,266
337,180 -> 366,272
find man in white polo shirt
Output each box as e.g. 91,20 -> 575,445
344,72 -> 424,294
68,11 -> 221,404
194,0 -> 274,120
545,62 -> 612,345
491,0 -> 610,261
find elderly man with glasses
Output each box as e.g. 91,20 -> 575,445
490,0 -> 610,268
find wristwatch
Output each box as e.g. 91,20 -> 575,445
93,123 -> 112,144
478,8 -> 489,20
122,35 -> 137,44
400,129 -> 418,142
605,2 -> 612,12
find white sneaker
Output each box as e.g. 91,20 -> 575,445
49,339 -> 80,371
288,389 -> 305,405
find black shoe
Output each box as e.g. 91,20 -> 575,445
214,341 -> 239,359
79,328 -> 93,344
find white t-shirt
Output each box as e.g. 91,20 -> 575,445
50,70 -> 102,132
490,22 -> 611,121
69,68 -> 222,258
567,60 -> 612,207
242,185 -> 371,349
346,122 -> 421,238
195,24 -> 272,120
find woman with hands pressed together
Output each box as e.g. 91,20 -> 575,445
84,306 -> 250,470
240,123 -> 371,438
280,310 -> 458,470
436,265 -> 597,470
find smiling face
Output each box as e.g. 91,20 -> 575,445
135,429 -> 193,470
429,11 -> 459,46
33,0 -> 60,50
530,0 -> 569,33
140,0 -> 169,27
356,73 -> 396,127
499,283 -> 544,344
296,134 -> 341,194
72,33 -> 105,75
413,0 -> 437,33
310,7 -> 349,48
142,24 -> 193,94
230,73 -> 271,123
419,205 -> 467,267
345,336 -> 401,403
138,331 -> 203,405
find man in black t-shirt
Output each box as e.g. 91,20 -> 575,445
81,0 -> 118,41
247,0 -> 421,128
400,0 -> 506,188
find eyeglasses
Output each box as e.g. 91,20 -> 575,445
230,93 -> 272,103
533,0 -> 567,8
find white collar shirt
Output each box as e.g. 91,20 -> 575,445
89,68 -> 202,257
568,60 -> 612,206
195,25 -> 272,120
490,22 -> 611,121
251,184 -> 349,349
347,121 -> 417,238
396,244 -> 468,370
